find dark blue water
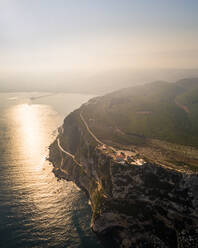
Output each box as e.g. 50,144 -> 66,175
0,92 -> 102,248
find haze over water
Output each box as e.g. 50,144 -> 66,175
0,92 -> 102,248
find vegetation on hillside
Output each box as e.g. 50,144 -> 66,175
83,78 -> 198,148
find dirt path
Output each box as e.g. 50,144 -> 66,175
57,138 -> 83,168
175,99 -> 190,114
80,112 -> 104,145
57,137 -> 108,198
80,111 -> 117,153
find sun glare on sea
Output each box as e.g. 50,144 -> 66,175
6,100 -> 69,209
10,103 -> 49,171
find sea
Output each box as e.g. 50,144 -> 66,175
0,92 -> 103,248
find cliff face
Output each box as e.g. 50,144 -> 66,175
49,108 -> 198,248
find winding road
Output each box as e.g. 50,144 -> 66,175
175,99 -> 190,114
55,111 -> 114,199
80,111 -> 116,153
57,138 -> 82,168
57,130 -> 108,198
80,112 -> 104,145
57,110 -> 105,169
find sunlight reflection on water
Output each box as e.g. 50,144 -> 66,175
0,94 -> 102,248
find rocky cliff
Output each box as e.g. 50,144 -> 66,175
49,104 -> 198,248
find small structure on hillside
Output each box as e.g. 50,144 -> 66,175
120,152 -> 125,157
127,156 -> 134,163
116,152 -> 125,162
101,145 -> 107,150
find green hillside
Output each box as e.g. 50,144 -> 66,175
83,78 -> 198,148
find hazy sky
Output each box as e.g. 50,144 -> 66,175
0,0 -> 198,89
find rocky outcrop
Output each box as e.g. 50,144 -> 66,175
49,108 -> 198,248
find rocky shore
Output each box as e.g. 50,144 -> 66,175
49,105 -> 198,248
